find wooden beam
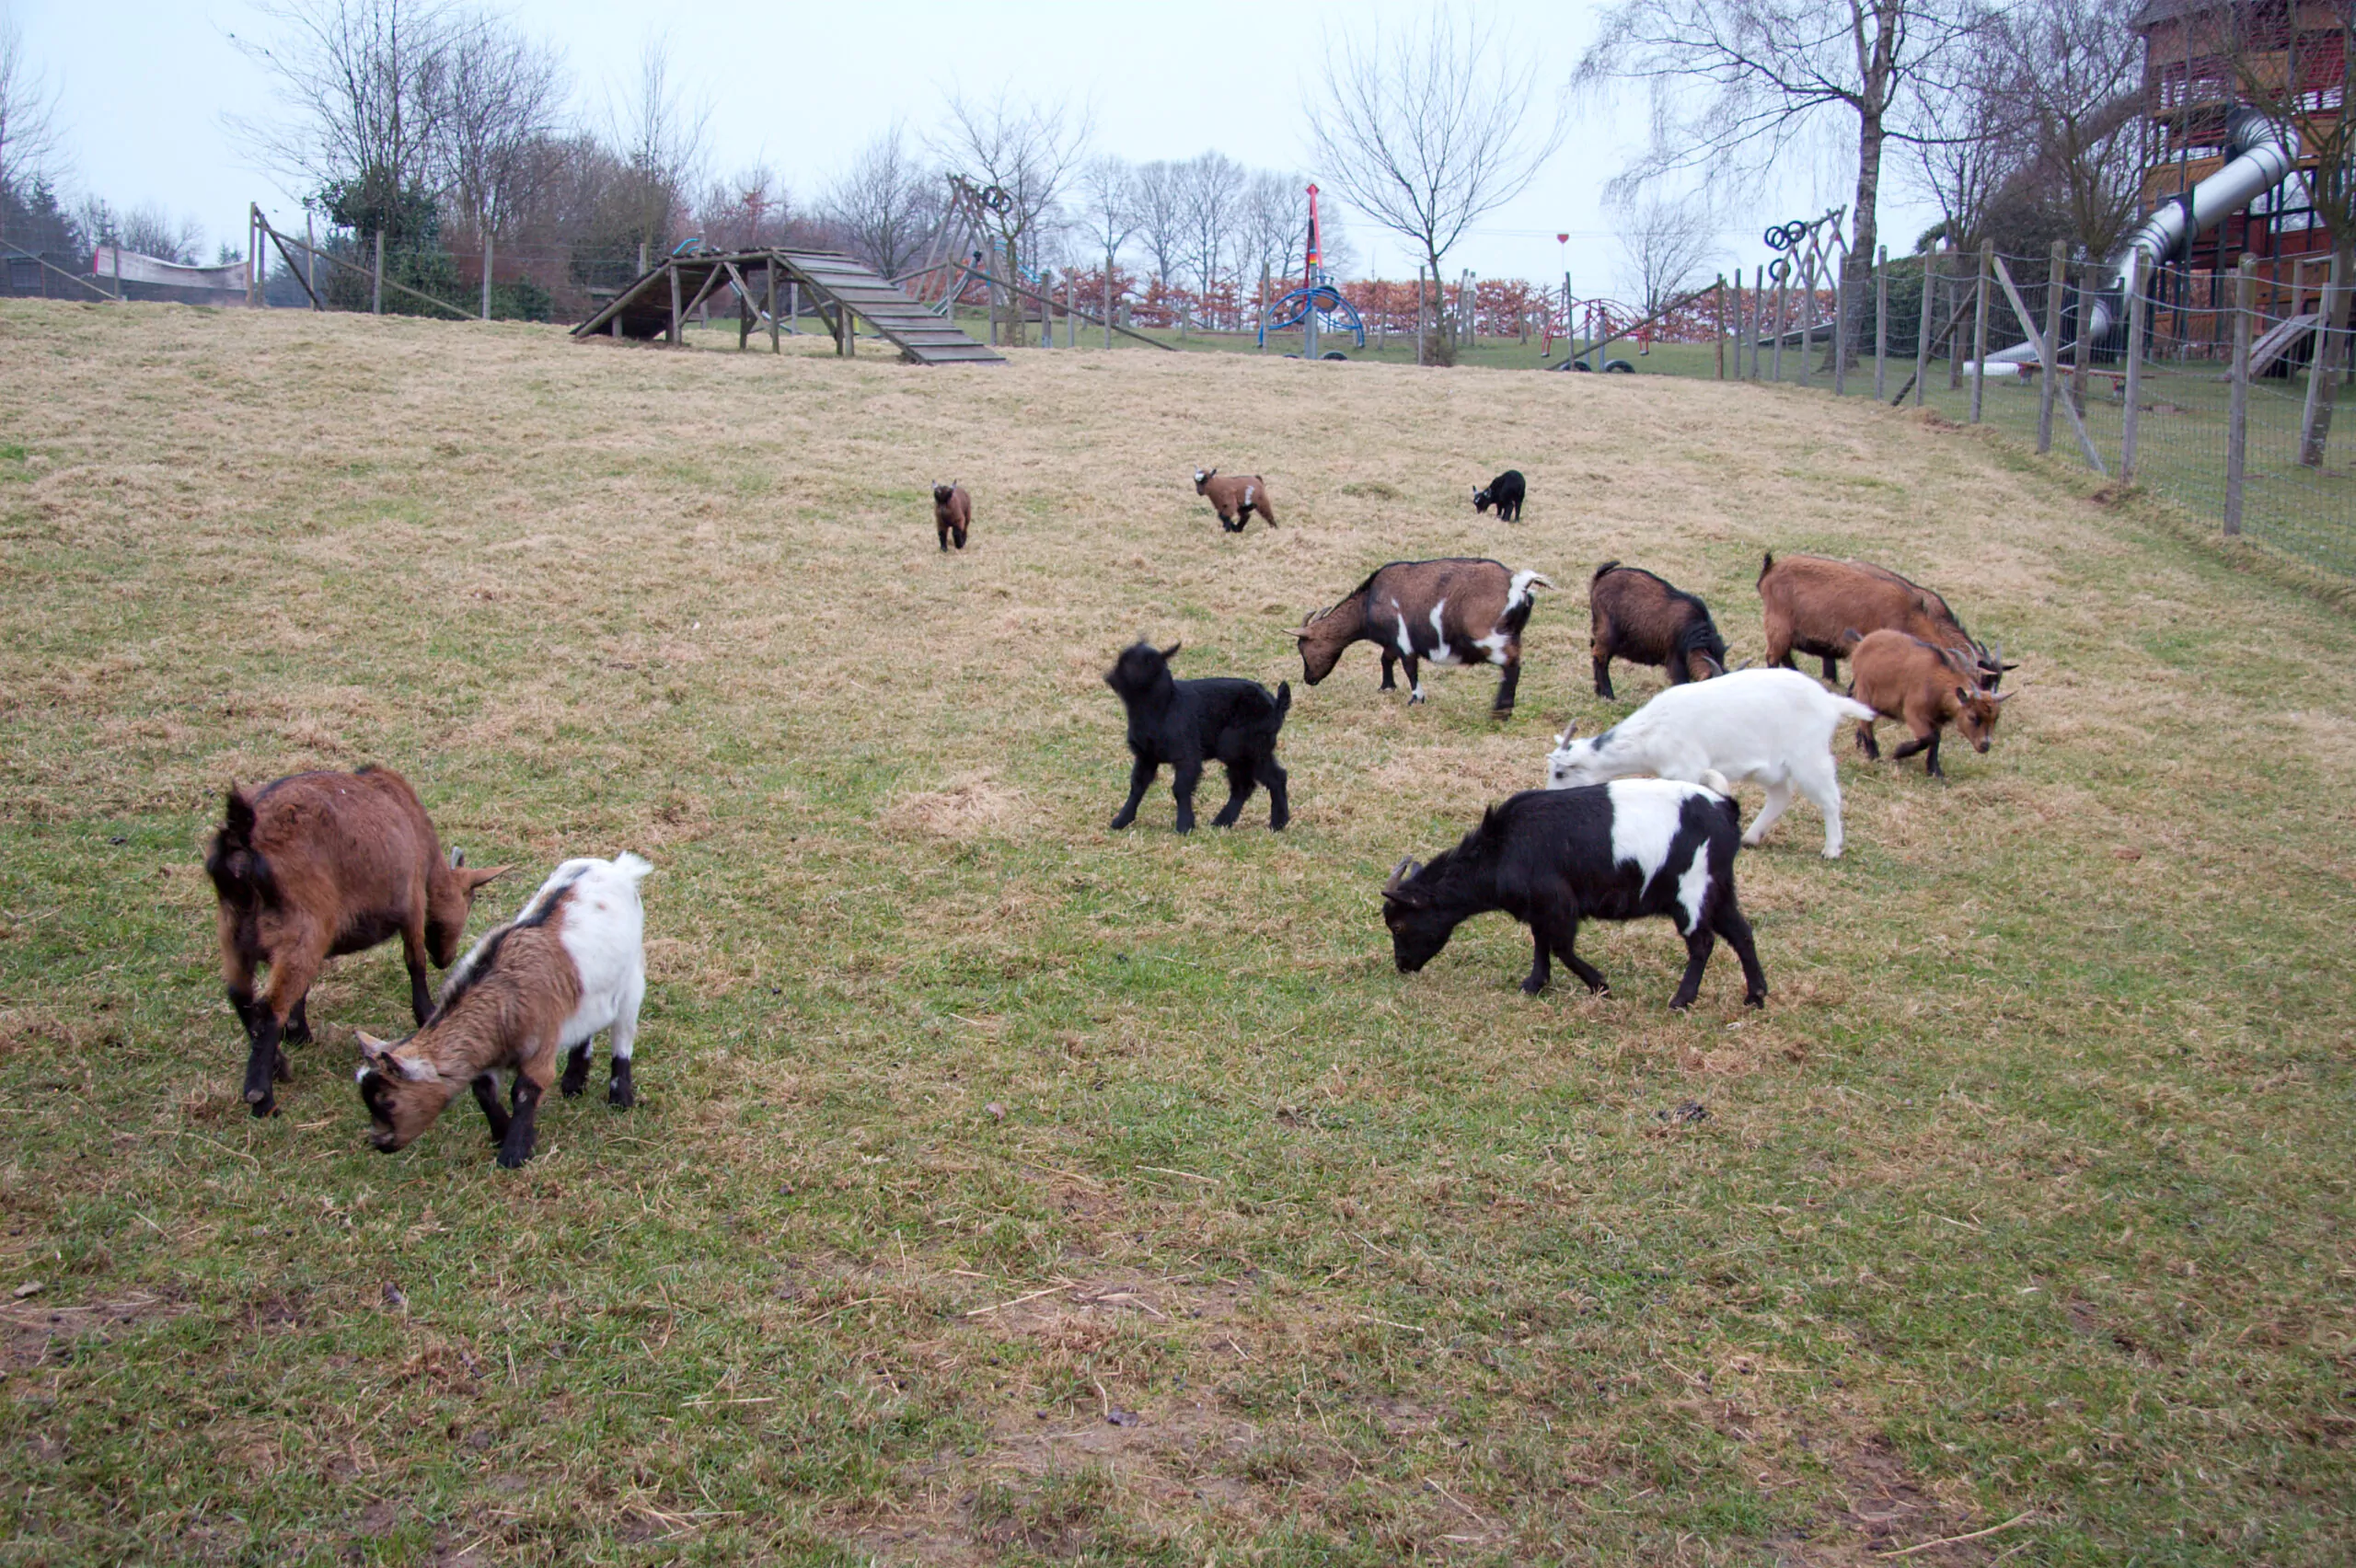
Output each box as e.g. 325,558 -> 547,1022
260,227 -> 473,320
1990,253 -> 2106,475
253,211 -> 320,310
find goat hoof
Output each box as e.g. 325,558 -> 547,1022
495,1149 -> 529,1170
608,1085 -> 634,1110
1745,993 -> 1768,1009
1519,980 -> 1546,997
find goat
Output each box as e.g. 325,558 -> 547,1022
1472,469 -> 1526,522
1758,551 -> 2013,688
205,767 -> 509,1117
1104,641 -> 1290,833
1588,560 -> 1727,699
1296,559 -> 1553,717
932,482 -> 971,551
1845,629 -> 2014,778
356,853 -> 651,1169
1544,668 -> 1877,858
1193,468 -> 1278,532
1383,780 -> 1767,1011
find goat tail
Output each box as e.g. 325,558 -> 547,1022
1591,559 -> 1621,584
203,789 -> 277,907
1270,680 -> 1292,726
1831,694 -> 1878,724
1697,768 -> 1734,797
1506,569 -> 1554,614
1758,550 -> 1775,583
610,851 -> 654,884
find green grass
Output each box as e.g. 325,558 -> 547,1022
1,299 -> 2352,1564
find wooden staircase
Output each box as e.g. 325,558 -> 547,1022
572,248 -> 1004,365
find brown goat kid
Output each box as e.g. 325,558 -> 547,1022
1846,630 -> 2014,778
1588,561 -> 1728,699
1193,467 -> 1277,532
932,481 -> 971,551
206,767 -> 508,1116
1758,552 -> 2012,688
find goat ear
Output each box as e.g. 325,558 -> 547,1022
1955,685 -> 1975,707
355,1030 -> 391,1059
450,847 -> 464,869
463,863 -> 514,892
1160,641 -> 1181,660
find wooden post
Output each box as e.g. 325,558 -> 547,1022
306,210 -> 318,309
1416,267 -> 1426,364
1914,251 -> 1934,406
768,259 -> 779,352
668,262 -> 682,345
372,230 -> 384,315
1751,266 -> 1764,379
2071,258 -> 2093,419
2037,241 -> 2064,453
1831,265 -> 1848,395
2122,249 -> 2146,481
1104,252 -> 1115,349
1041,269 -> 1054,350
1259,263 -> 1271,352
2225,254 -> 2254,535
1991,253 -> 2105,473
1874,245 -> 1888,400
2301,251 -> 2339,464
1798,257 -> 1815,386
739,272 -> 752,350
1970,240 -> 1992,422
1715,275 -> 1727,379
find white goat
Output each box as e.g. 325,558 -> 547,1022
1544,669 -> 1876,858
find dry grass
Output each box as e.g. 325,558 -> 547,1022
1,300 -> 2352,1565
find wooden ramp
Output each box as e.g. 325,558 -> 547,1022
572,248 -> 1004,365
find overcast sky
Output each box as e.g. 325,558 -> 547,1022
14,0 -> 1940,300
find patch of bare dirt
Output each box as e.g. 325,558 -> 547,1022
0,1290 -> 182,1373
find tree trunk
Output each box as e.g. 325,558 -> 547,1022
1843,1 -> 1895,370
1002,232 -> 1027,348
2301,235 -> 2353,467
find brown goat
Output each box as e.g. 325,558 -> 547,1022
1846,629 -> 2014,778
206,767 -> 508,1117
1193,467 -> 1277,532
932,481 -> 970,550
1757,551 -> 2011,688
1297,559 -> 1551,715
1588,560 -> 1728,699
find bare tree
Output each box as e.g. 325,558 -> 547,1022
823,122 -> 937,279
0,10 -> 64,235
1906,35 -> 2018,255
932,91 -> 1087,346
1239,170 -> 1302,301
607,37 -> 710,260
1615,193 -> 1717,315
1130,158 -> 1186,287
1579,0 -> 1981,362
436,14 -> 564,315
695,165 -> 799,251
2003,0 -> 2142,261
1306,12 -> 1565,351
1180,150 -> 1245,316
229,0 -> 457,236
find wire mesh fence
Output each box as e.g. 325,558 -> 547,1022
1674,248 -> 2356,581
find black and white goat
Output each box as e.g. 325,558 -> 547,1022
1296,559 -> 1553,716
1382,779 -> 1767,1011
1104,641 -> 1291,833
1472,469 -> 1526,522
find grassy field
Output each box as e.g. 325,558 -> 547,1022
2,302 -> 2353,1566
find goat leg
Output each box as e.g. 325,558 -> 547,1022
1169,760 -> 1202,834
241,1013 -> 284,1116
1211,762 -> 1255,828
1259,757 -> 1289,832
1715,901 -> 1769,1009
284,996 -> 312,1047
1669,926 -> 1719,1011
497,1075 -> 545,1170
1855,719 -> 1881,759
1591,654 -> 1615,700
1520,928 -> 1553,996
1109,755 -> 1156,831
1491,658 -> 1520,717
1819,654 -> 1841,683
1380,651 -> 1398,691
470,1073 -> 512,1143
560,1041 -> 592,1097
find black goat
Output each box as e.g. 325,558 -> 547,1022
1105,641 -> 1290,834
1472,469 -> 1526,522
1381,779 -> 1767,1010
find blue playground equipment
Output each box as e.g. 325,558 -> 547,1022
1257,184 -> 1366,353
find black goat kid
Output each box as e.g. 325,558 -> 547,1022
1382,781 -> 1767,1010
1105,641 -> 1291,834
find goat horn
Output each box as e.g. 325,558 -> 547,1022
1382,857 -> 1416,894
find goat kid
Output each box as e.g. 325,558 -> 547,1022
1472,469 -> 1526,522
1846,629 -> 2014,778
1758,551 -> 2013,688
932,482 -> 971,551
206,767 -> 509,1117
1545,668 -> 1877,858
1194,468 -> 1277,532
1105,641 -> 1290,833
1296,559 -> 1553,716
1383,780 -> 1767,1010
356,853 -> 651,1169
1588,560 -> 1727,698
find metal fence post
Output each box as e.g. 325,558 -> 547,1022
1971,241 -> 1992,423
2122,250 -> 2145,481
1913,252 -> 1934,406
2038,239 -> 2063,454
2226,255 -> 2254,535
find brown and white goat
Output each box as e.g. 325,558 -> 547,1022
205,767 -> 508,1117
1845,629 -> 2014,778
357,853 -> 649,1169
1588,560 -> 1728,699
1193,467 -> 1277,532
1757,551 -> 2012,688
1297,559 -> 1553,716
932,481 -> 971,551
